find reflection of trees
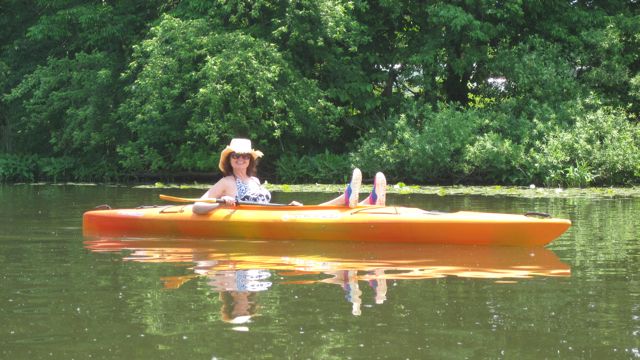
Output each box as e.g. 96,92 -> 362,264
409,194 -> 639,267
81,215 -> 637,359
5,185 -> 640,357
103,193 -> 636,358
562,198 -> 640,267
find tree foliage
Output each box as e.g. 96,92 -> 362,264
1,0 -> 638,185
117,15 -> 340,173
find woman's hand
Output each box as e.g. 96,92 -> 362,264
220,195 -> 236,205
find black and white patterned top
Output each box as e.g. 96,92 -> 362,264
236,177 -> 271,204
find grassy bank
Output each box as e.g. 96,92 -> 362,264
130,182 -> 640,199
9,182 -> 640,199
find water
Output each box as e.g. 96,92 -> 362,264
1,185 -> 638,359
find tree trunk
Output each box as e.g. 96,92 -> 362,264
443,66 -> 470,104
0,118 -> 10,153
382,67 -> 396,98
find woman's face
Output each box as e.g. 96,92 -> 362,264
230,153 -> 251,172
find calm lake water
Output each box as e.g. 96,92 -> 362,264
1,185 -> 638,359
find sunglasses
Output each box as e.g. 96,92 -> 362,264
230,153 -> 251,160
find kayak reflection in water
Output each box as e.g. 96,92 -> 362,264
194,138 -> 387,214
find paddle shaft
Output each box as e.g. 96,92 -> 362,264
159,194 -> 288,207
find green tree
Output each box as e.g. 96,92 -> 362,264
0,0 -> 42,153
1,0 -> 163,179
117,15 -> 340,173
1,0 -> 638,184
6,52 -> 118,156
178,0 -> 376,143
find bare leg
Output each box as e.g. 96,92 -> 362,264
319,168 -> 362,207
360,172 -> 387,206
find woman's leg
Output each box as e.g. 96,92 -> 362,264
360,172 -> 386,206
319,168 -> 362,207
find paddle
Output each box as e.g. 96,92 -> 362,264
159,194 -> 288,207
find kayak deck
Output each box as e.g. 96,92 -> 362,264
82,204 -> 571,246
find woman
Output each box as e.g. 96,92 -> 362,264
195,138 -> 386,214
194,138 -> 271,214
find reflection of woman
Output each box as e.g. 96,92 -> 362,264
322,269 -> 388,316
206,269 -> 272,324
321,270 -> 363,316
341,270 -> 363,316
206,269 -> 272,292
219,291 -> 258,324
368,269 -> 387,305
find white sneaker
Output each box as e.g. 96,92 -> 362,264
344,168 -> 362,207
368,172 -> 386,206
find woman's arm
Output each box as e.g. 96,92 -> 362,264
194,177 -> 237,214
202,176 -> 236,202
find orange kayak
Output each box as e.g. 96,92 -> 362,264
82,204 -> 571,246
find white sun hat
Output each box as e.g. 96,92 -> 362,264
218,138 -> 264,172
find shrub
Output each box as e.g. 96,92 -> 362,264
37,157 -> 76,183
352,103 -> 479,183
531,106 -> 640,186
0,154 -> 37,182
275,151 -> 352,183
0,154 -> 120,183
462,132 -> 528,184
